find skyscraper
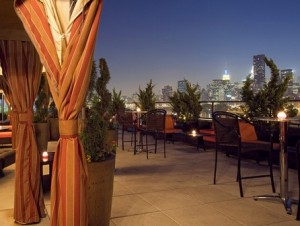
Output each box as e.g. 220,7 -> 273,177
222,69 -> 230,81
281,69 -> 294,97
177,80 -> 187,93
162,85 -> 173,101
253,54 -> 266,90
280,69 -> 293,85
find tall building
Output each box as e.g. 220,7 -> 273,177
207,79 -> 227,101
222,69 -> 230,81
177,80 -> 187,93
281,69 -> 294,97
281,69 -> 293,85
253,54 -> 266,90
162,85 -> 173,101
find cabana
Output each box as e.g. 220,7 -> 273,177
0,1 -> 103,225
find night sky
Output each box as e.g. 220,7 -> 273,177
94,0 -> 300,96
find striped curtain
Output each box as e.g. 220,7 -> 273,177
15,1 -> 103,225
0,40 -> 45,224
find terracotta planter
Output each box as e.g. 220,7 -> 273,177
34,122 -> 49,152
87,156 -> 115,226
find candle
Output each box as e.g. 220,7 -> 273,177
42,151 -> 48,162
192,130 -> 196,136
136,107 -> 141,112
277,111 -> 287,120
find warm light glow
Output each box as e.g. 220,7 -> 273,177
192,130 -> 196,136
136,107 -> 141,112
42,151 -> 48,162
277,111 -> 287,120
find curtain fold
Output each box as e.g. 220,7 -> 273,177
15,1 -> 103,225
0,40 -> 45,224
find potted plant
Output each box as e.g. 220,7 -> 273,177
240,57 -> 298,141
33,72 -> 50,152
110,88 -> 125,116
169,79 -> 202,132
80,58 -> 116,226
134,79 -> 156,111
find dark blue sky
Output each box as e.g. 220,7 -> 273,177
95,0 -> 300,96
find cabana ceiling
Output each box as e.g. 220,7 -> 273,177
0,1 -> 29,41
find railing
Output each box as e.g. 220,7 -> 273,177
126,100 -> 300,118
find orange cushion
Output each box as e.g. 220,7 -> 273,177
203,136 -> 216,142
239,121 -> 257,141
165,115 -> 175,130
0,132 -> 12,139
199,129 -> 215,135
165,128 -> 182,134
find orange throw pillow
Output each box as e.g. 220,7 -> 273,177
239,121 -> 258,141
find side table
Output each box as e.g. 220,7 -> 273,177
186,133 -> 205,151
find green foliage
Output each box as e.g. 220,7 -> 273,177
169,79 -> 202,122
81,106 -> 108,162
33,73 -> 50,123
111,88 -> 125,116
80,58 -> 117,162
240,57 -> 297,120
86,60 -> 98,103
48,99 -> 58,118
135,79 -> 156,111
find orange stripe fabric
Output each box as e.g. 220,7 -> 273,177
15,1 -> 103,225
0,40 -> 46,224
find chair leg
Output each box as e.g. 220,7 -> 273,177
213,146 -> 218,184
121,129 -> 125,150
237,153 -> 244,197
133,129 -> 137,155
130,128 -> 133,146
164,134 -> 166,158
154,133 -> 158,154
146,132 -> 149,159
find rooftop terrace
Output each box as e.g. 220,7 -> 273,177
0,135 -> 299,225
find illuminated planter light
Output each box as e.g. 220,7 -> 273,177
277,111 -> 287,120
42,151 -> 49,162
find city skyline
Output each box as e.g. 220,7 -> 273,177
94,0 -> 300,96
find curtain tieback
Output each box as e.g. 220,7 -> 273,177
18,110 -> 33,126
59,119 -> 78,138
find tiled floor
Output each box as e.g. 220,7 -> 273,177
0,137 -> 299,225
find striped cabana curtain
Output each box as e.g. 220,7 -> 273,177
15,0 -> 103,225
0,40 -> 46,224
